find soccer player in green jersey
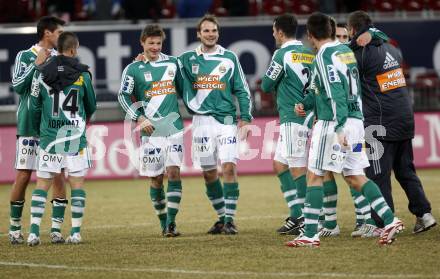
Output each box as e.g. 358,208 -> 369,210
118,25 -> 185,237
178,15 -> 252,234
334,21 -> 377,238
9,16 -> 67,245
260,14 -> 313,236
27,32 -> 96,246
313,19 -> 388,239
287,13 -> 403,248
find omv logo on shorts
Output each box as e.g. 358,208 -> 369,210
22,139 -> 40,146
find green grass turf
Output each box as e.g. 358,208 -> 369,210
0,170 -> 439,279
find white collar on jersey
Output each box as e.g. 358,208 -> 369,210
143,52 -> 169,63
195,44 -> 225,56
320,40 -> 341,51
31,44 -> 57,56
280,40 -> 303,48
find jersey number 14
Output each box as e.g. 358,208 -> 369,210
52,88 -> 79,118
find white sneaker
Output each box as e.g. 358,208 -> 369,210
9,230 -> 24,245
319,225 -> 340,237
66,233 -> 82,244
413,213 -> 436,234
27,233 -> 40,247
360,224 -> 378,238
379,217 -> 404,245
50,232 -> 65,244
351,223 -> 364,237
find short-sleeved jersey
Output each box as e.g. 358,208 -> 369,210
30,71 -> 96,154
178,45 -> 252,124
118,53 -> 183,137
307,41 -> 362,132
261,40 -> 314,124
12,45 -> 57,136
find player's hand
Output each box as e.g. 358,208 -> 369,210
356,32 -> 372,47
294,103 -> 306,117
134,53 -> 145,62
238,120 -> 251,140
337,131 -> 348,148
137,116 -> 155,136
35,48 -> 51,66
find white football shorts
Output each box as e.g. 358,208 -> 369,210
139,131 -> 184,177
191,115 -> 239,171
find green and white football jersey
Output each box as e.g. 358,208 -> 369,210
305,41 -> 362,132
12,45 -> 57,137
178,45 -> 252,124
118,53 -> 183,137
261,40 -> 314,125
30,71 -> 96,154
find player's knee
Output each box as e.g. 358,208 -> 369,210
167,166 -> 180,181
291,167 -> 306,178
344,176 -> 356,189
273,160 -> 287,174
151,175 -> 164,187
203,169 -> 218,183
324,171 -> 335,182
222,163 -> 237,181
68,175 -> 85,189
344,175 -> 367,191
52,174 -> 65,190
15,170 -> 32,186
307,170 -> 323,186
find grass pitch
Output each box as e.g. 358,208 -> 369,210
0,170 -> 439,279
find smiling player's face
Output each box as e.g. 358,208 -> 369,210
198,21 -> 219,49
141,36 -> 163,61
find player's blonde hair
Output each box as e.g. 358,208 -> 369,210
197,14 -> 219,31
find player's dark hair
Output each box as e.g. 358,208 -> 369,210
306,12 -> 332,40
140,24 -> 166,42
329,16 -> 336,40
273,14 -> 298,38
57,31 -> 78,53
337,23 -> 347,28
37,16 -> 65,41
197,14 -> 219,32
348,10 -> 372,34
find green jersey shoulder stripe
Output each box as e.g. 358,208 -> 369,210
230,50 -> 252,120
316,42 -> 339,120
118,61 -> 138,120
12,50 -> 36,88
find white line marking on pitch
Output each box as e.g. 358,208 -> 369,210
0,261 -> 438,278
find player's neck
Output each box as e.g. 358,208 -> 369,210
315,38 -> 333,50
201,44 -> 217,54
281,37 -> 296,45
146,56 -> 158,62
37,40 -> 53,50
61,53 -> 74,58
